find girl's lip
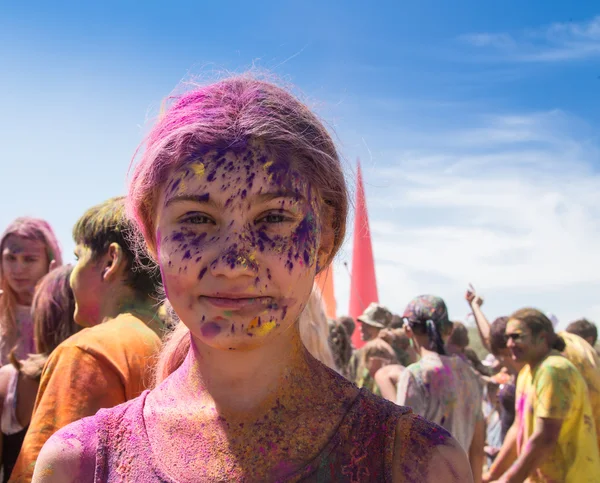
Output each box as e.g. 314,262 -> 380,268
200,296 -> 273,310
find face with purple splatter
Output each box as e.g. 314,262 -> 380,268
155,142 -> 332,351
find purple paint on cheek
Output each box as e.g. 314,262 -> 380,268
198,267 -> 208,280
201,322 -> 221,338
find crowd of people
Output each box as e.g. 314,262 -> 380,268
0,75 -> 598,482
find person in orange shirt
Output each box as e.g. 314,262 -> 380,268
10,197 -> 164,483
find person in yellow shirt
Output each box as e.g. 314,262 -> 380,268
490,308 -> 600,483
10,197 -> 164,483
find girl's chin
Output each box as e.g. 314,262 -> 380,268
191,318 -> 282,350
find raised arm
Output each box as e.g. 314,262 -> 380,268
465,286 -> 492,352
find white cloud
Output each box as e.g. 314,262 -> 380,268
332,108 -> 600,330
460,16 -> 600,62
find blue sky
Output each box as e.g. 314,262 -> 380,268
2,1 -> 599,328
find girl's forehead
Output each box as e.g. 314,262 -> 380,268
2,235 -> 46,254
163,146 -> 312,202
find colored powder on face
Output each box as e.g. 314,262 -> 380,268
201,322 -> 222,338
190,162 -> 206,177
246,316 -> 277,337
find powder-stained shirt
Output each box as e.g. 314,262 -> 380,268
516,353 -> 600,483
558,331 -> 600,449
0,305 -> 35,366
9,313 -> 161,483
396,353 -> 483,452
42,388 -> 455,482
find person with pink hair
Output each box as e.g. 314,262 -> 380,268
33,76 -> 471,482
0,218 -> 62,366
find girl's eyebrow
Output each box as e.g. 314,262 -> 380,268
165,194 -> 215,208
166,191 -> 305,208
254,190 -> 305,203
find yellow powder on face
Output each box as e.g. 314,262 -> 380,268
189,163 -> 205,177
247,317 -> 277,337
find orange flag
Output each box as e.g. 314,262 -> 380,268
315,266 -> 336,319
349,160 -> 378,348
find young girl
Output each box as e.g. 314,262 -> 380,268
33,76 -> 471,482
0,218 -> 62,366
0,265 -> 78,482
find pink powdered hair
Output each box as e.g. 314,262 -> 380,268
0,217 -> 63,341
126,75 -> 349,384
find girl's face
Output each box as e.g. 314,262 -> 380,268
155,145 -> 332,351
1,235 -> 50,305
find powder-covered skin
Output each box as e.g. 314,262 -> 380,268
155,143 -> 321,351
32,144 -> 470,482
39,366 -> 459,482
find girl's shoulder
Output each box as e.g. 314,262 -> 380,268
32,393 -> 149,483
392,412 -> 472,482
32,415 -> 98,483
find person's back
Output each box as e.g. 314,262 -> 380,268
559,331 -> 600,447
10,198 -> 162,483
11,313 -> 161,482
397,353 -> 482,452
516,353 -> 600,481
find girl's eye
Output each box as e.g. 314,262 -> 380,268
256,213 -> 288,224
25,257 -> 38,263
181,213 -> 215,225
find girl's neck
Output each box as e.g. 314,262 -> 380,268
173,326 -> 316,416
16,292 -> 33,306
413,336 -> 441,359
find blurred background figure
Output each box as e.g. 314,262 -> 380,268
566,318 -> 598,350
487,309 -> 600,482
446,321 -> 490,376
354,337 -> 397,396
336,316 -> 356,350
398,295 -> 485,483
327,319 -> 353,379
11,197 -> 164,483
378,327 -> 417,367
0,218 -> 62,366
347,303 -> 393,382
0,265 -> 79,482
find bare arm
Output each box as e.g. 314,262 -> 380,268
484,421 -> 518,482
469,417 -> 486,483
374,364 -> 403,402
465,288 -> 492,352
492,417 -> 561,483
